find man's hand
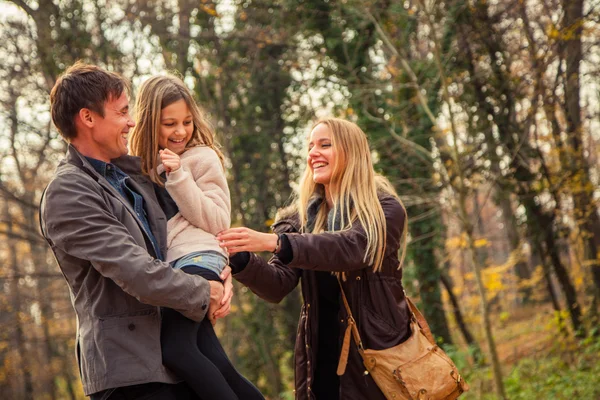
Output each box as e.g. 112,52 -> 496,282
213,266 -> 234,320
208,280 -> 225,324
159,149 -> 181,174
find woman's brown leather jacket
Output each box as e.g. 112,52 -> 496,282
233,195 -> 410,399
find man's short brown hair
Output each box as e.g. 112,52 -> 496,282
50,61 -> 129,140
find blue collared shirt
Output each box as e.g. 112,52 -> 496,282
85,157 -> 163,261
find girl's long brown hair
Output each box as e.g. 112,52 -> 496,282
129,74 -> 224,185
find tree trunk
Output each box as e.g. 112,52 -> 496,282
463,207 -> 506,398
439,272 -> 483,363
25,205 -> 58,400
497,193 -> 532,302
526,200 -> 585,336
4,201 -> 34,398
562,0 -> 600,296
411,206 -> 453,345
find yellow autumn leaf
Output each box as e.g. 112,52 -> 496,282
446,235 -> 467,249
200,4 -> 219,17
474,238 -> 489,248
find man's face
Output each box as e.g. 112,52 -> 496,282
88,92 -> 135,162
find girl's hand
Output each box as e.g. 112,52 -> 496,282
159,149 -> 181,174
217,228 -> 278,255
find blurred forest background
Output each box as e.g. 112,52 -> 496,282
1,0 -> 600,399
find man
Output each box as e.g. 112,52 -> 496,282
39,62 -> 232,399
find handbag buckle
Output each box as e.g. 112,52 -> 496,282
451,370 -> 462,384
392,368 -> 405,385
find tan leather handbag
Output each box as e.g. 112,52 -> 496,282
336,281 -> 469,400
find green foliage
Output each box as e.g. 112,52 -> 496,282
460,338 -> 600,400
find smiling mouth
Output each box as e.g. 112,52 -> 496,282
312,162 -> 328,169
170,138 -> 186,144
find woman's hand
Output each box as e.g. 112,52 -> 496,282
159,148 -> 181,174
217,227 -> 278,255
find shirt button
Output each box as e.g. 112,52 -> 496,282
128,323 -> 135,331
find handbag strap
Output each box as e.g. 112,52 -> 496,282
336,279 -> 437,376
405,294 -> 436,344
336,203 -> 438,374
336,277 -> 364,376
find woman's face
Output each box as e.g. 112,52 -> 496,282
308,123 -> 337,186
159,99 -> 194,155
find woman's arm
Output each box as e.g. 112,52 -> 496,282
218,213 -> 301,303
165,147 -> 231,234
221,196 -> 406,273
231,252 -> 301,304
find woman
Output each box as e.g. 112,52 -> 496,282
217,118 -> 411,399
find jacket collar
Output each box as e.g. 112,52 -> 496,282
306,194 -> 354,233
305,195 -> 324,233
62,144 -> 144,178
61,144 -> 103,179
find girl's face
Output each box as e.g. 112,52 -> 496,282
307,123 -> 337,187
159,99 -> 193,155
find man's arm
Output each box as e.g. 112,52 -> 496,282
42,174 -> 214,322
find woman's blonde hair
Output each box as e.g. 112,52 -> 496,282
297,118 -> 403,272
129,74 -> 224,185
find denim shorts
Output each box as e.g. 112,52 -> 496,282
172,250 -> 227,277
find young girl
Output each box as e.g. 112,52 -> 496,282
129,75 -> 264,400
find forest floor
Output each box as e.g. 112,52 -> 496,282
453,303 -> 600,399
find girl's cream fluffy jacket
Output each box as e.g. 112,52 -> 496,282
159,146 -> 231,263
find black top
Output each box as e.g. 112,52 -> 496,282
229,235 -> 340,399
153,172 -> 179,220
313,270 -> 340,399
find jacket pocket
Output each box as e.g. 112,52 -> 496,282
359,305 -> 404,350
99,309 -> 161,383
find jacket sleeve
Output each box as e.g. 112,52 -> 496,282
234,253 -> 302,304
41,174 -> 211,322
165,147 -> 231,235
285,196 -> 406,272
232,215 -> 302,303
